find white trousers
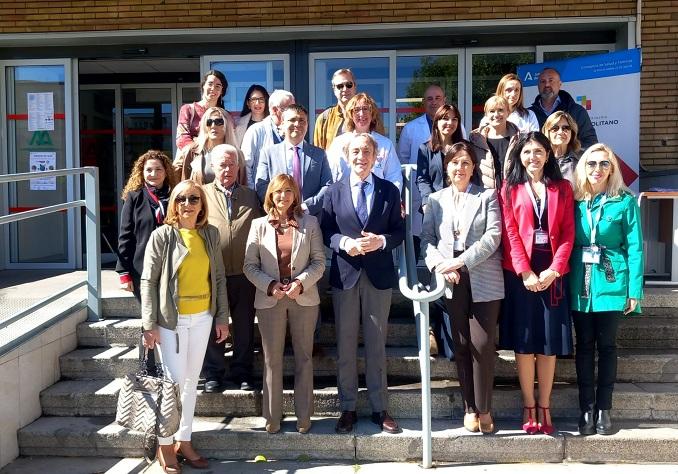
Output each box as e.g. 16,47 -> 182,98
156,311 -> 212,444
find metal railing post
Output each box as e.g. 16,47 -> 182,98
398,165 -> 445,469
84,167 -> 101,321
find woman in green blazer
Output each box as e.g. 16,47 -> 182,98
570,143 -> 643,437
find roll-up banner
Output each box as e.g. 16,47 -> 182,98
518,49 -> 641,190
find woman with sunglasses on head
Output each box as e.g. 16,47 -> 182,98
235,85 -> 270,147
141,179 -> 230,472
570,144 -> 643,436
327,93 -> 402,191
174,107 -> 245,185
117,150 -> 178,299
416,104 -> 465,212
495,73 -> 540,133
543,111 -> 581,186
176,70 -> 235,151
243,174 -> 326,434
499,132 -> 574,436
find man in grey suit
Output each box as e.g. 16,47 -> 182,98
255,104 -> 333,217
241,89 -> 295,188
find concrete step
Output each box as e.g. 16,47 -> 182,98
18,415 -> 678,463
58,346 -> 678,384
101,287 -> 678,320
40,379 -> 678,421
78,316 -> 678,350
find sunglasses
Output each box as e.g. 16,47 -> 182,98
206,118 -> 225,127
586,160 -> 612,170
334,81 -> 354,91
549,125 -> 571,133
176,195 -> 201,205
248,97 -> 266,104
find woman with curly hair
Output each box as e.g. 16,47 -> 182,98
173,106 -> 245,185
116,150 -> 178,298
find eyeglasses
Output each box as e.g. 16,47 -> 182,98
248,97 -> 266,104
549,124 -> 571,133
175,195 -> 201,205
586,160 -> 612,170
352,106 -> 372,115
206,118 -> 225,127
334,81 -> 354,91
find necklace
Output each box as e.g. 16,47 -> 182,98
451,184 -> 471,240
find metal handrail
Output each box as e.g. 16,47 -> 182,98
398,164 -> 446,469
0,167 -> 101,322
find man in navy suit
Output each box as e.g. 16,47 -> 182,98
321,133 -> 404,434
255,104 -> 332,217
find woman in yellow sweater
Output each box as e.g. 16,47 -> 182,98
141,179 -> 230,473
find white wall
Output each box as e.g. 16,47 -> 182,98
0,308 -> 87,468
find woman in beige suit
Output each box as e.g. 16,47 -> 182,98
243,174 -> 326,434
420,141 -> 504,434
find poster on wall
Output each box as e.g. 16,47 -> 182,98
29,151 -> 56,191
27,92 -> 55,131
518,49 -> 641,190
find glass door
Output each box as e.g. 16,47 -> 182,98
396,50 -> 464,141
121,85 -> 175,182
309,51 -> 396,140
1,59 -> 77,268
202,55 -> 289,123
465,48 -> 536,129
79,86 -> 120,260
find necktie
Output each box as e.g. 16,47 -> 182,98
356,180 -> 368,226
292,146 -> 303,189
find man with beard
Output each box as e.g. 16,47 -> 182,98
529,67 -> 598,149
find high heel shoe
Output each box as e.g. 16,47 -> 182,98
157,445 -> 182,474
522,406 -> 538,434
537,405 -> 555,435
463,412 -> 479,433
478,412 -> 496,434
174,442 -> 209,470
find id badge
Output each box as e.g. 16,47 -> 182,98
453,239 -> 465,251
582,245 -> 601,264
534,229 -> 549,245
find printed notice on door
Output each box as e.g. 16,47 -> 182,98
27,92 -> 55,131
29,152 -> 56,190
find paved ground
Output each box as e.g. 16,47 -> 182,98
2,457 -> 678,474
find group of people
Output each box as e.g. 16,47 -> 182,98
114,66 -> 644,473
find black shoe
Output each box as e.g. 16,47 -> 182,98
240,379 -> 255,391
204,380 -> 222,393
335,410 -> 357,434
595,409 -> 613,435
578,410 -> 596,435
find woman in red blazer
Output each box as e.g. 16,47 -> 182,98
499,131 -> 574,435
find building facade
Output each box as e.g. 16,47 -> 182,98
0,0 -> 675,269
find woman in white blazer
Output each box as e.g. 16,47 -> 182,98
420,140 -> 504,434
243,174 -> 326,435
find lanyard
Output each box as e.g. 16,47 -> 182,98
524,181 -> 545,230
586,194 -> 607,245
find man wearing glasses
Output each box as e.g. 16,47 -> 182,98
313,68 -> 358,150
